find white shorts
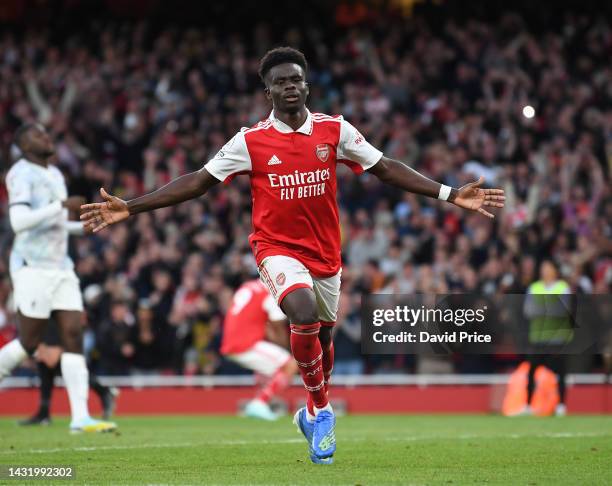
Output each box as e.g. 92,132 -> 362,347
258,255 -> 341,323
227,340 -> 291,376
12,267 -> 84,319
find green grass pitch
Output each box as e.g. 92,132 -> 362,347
1,415 -> 611,485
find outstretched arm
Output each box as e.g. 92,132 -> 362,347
368,156 -> 505,218
368,157 -> 452,199
337,119 -> 504,218
80,168 -> 219,233
126,167 -> 219,214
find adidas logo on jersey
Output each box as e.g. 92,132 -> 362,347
268,155 -> 283,165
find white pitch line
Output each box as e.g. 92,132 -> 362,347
1,432 -> 609,456
0,438 -> 304,455
376,431 -> 611,441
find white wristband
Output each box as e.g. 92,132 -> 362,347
438,184 -> 452,201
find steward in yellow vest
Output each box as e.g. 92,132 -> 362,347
521,260 -> 571,416
525,274 -> 572,345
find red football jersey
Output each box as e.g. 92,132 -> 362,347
205,110 -> 382,277
220,279 -> 286,355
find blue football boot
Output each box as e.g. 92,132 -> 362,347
293,407 -> 333,464
311,409 -> 336,459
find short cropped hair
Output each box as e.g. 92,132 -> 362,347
258,47 -> 308,82
13,123 -> 37,150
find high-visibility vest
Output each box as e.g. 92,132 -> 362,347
527,280 -> 573,344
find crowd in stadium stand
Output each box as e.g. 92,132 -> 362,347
0,4 -> 610,376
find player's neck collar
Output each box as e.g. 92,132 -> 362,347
268,109 -> 313,135
20,157 -> 49,169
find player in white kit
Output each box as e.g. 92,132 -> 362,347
0,124 -> 116,433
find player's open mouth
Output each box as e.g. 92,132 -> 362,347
284,94 -> 299,102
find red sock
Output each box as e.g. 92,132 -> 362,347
307,395 -> 315,416
290,323 -> 328,409
322,341 -> 334,394
307,340 -> 333,411
256,367 -> 290,403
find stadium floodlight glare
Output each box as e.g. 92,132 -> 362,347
522,105 -> 535,118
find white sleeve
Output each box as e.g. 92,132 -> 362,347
203,130 -> 252,183
262,295 -> 286,322
6,167 -> 32,207
337,118 -> 383,173
66,221 -> 85,235
9,202 -> 63,233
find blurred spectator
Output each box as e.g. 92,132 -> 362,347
97,301 -> 136,375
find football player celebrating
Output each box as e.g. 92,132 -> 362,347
80,47 -> 504,462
